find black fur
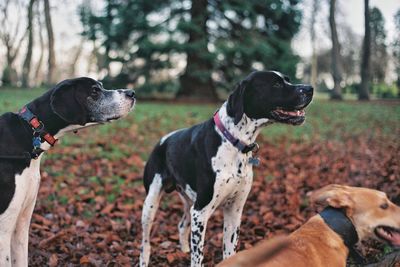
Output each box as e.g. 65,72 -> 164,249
0,77 -> 135,214
144,71 -> 313,210
144,119 -> 222,210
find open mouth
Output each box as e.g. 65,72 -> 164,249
106,115 -> 121,122
271,108 -> 306,125
375,226 -> 400,247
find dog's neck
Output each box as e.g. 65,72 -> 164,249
216,102 -> 270,145
25,91 -> 93,151
319,207 -> 365,264
26,90 -> 69,137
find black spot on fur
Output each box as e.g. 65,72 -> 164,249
231,232 -> 235,243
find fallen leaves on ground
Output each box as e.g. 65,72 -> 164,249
28,129 -> 399,266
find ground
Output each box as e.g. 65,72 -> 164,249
0,88 -> 399,266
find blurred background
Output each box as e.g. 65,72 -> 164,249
0,1 -> 399,266
0,0 -> 399,100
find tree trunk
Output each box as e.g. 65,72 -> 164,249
34,1 -> 44,86
310,0 -> 319,90
68,39 -> 84,77
0,0 -> 25,85
44,0 -> 56,85
178,0 -> 217,101
359,0 -> 371,100
21,0 -> 36,88
329,0 -> 343,100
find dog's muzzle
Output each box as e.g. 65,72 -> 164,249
271,85 -> 313,125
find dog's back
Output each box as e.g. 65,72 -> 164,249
143,119 -> 220,195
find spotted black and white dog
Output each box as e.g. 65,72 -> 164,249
0,77 -> 135,267
140,71 -> 313,266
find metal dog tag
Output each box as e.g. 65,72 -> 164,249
249,157 -> 260,166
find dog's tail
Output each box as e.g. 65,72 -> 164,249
216,236 -> 290,267
143,142 -> 176,194
143,142 -> 166,193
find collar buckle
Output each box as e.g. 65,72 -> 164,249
31,118 -> 45,133
18,106 -> 58,158
214,110 -> 261,156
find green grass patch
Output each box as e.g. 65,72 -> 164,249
0,87 -> 399,145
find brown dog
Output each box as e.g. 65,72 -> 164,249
217,185 -> 400,267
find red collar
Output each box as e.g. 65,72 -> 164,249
18,106 -> 58,147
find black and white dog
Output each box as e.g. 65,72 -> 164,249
0,77 -> 135,266
140,71 -> 313,266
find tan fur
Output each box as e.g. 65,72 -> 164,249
217,185 -> 400,267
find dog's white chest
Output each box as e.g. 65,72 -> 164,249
211,143 -> 253,206
15,159 -> 41,208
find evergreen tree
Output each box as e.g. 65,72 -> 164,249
79,0 -> 302,100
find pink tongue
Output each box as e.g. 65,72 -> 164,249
392,232 -> 400,246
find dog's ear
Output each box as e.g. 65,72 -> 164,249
227,79 -> 249,125
50,81 -> 88,125
308,184 -> 355,216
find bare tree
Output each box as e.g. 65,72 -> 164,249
68,39 -> 85,77
21,0 -> 36,88
359,0 -> 371,100
33,0 -> 45,86
329,0 -> 343,100
0,0 -> 26,85
309,0 -> 320,90
44,0 -> 56,85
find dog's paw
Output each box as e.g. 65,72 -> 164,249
181,244 -> 190,253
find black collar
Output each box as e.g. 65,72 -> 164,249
320,207 -> 366,264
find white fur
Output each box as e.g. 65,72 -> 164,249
0,121 -> 92,266
188,103 -> 268,266
0,94 -> 134,266
0,156 -> 42,266
140,174 -> 164,267
140,102 -> 269,267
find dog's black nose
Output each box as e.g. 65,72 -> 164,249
301,86 -> 313,97
125,90 -> 135,99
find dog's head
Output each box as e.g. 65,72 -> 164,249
309,184 -> 400,247
50,77 -> 135,127
227,71 -> 313,125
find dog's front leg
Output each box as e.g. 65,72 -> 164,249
11,190 -> 38,267
11,205 -> 36,267
190,206 -> 212,267
222,201 -> 246,259
0,231 -> 12,267
222,179 -> 252,260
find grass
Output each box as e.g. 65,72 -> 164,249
0,87 -> 399,145
2,87 -> 398,265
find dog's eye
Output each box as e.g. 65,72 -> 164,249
91,87 -> 101,98
380,203 -> 389,210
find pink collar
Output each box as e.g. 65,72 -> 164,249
213,110 -> 258,154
